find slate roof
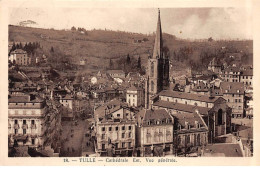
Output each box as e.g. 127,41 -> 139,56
241,69 -> 253,76
8,95 -> 44,103
94,99 -> 127,119
204,144 -> 243,157
127,85 -> 143,91
11,49 -> 27,54
136,109 -> 172,126
158,90 -> 218,103
107,70 -> 125,74
153,100 -> 210,115
171,111 -> 207,130
220,82 -> 244,94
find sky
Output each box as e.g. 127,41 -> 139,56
9,8 -> 253,40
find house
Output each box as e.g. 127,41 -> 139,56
59,94 -> 74,110
208,58 -> 222,74
107,70 -> 126,79
220,66 -> 241,83
126,85 -> 144,107
9,49 -> 31,66
136,109 -> 174,157
94,99 -> 135,157
240,68 -> 253,88
8,94 -> 46,148
8,93 -> 62,156
152,90 -> 232,143
220,82 -> 245,118
171,110 -> 208,156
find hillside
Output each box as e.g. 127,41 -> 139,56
8,25 -> 253,72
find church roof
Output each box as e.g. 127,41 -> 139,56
152,9 -> 163,59
158,90 -> 219,103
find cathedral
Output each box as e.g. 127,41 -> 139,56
145,9 -> 170,109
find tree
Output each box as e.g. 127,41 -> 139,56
71,26 -> 76,31
109,59 -> 114,69
50,46 -> 54,53
137,56 -> 141,69
126,54 -> 131,65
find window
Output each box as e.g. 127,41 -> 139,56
122,142 -> 125,148
128,142 -> 132,148
218,109 -> 223,125
14,120 -> 18,124
23,129 -> 26,135
128,126 -> 132,130
115,143 -> 118,149
102,144 -> 106,150
186,135 -> 190,144
32,139 -> 35,145
109,127 -> 112,131
101,134 -> 105,139
126,113 -> 129,116
115,127 -> 119,131
128,132 -> 132,138
15,129 -> 18,134
102,127 -> 105,131
122,126 -> 125,130
23,120 -> 26,124
151,62 -> 154,77
151,81 -> 154,92
122,133 -> 125,138
117,114 -> 120,117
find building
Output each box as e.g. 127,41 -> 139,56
9,49 -> 31,65
126,85 -> 144,107
107,70 -> 126,79
145,9 -> 169,109
220,82 -> 245,118
171,110 -> 208,156
240,68 -> 253,88
208,58 -> 222,74
136,109 -> 174,157
8,94 -> 61,156
59,94 -> 74,110
220,66 -> 241,83
152,90 -> 232,143
94,99 -> 136,157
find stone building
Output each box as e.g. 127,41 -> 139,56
135,109 -> 174,157
126,85 -> 144,107
94,99 -> 136,157
152,90 -> 232,143
220,66 -> 241,83
172,110 -> 208,156
8,93 -> 62,156
219,82 -> 245,118
9,49 -> 31,65
8,94 -> 46,148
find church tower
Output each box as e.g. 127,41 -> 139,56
145,9 -> 169,109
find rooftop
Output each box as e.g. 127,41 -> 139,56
153,100 -> 210,116
203,143 -> 243,157
220,82 -> 244,94
158,90 -> 219,103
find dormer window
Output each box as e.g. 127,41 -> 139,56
178,124 -> 182,130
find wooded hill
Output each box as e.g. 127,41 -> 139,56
9,25 -> 253,73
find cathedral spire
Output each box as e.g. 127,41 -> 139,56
152,8 -> 163,59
